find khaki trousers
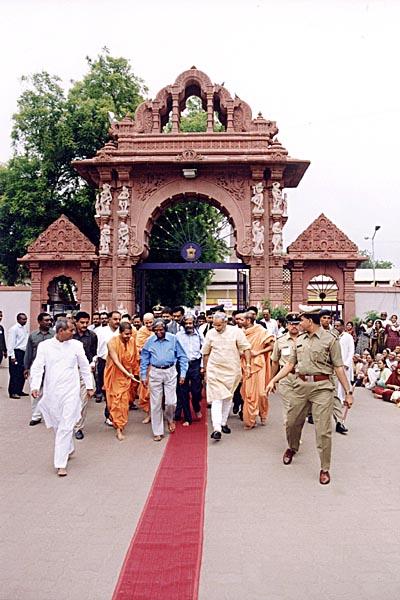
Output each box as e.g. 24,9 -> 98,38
286,378 -> 334,471
278,377 -> 296,426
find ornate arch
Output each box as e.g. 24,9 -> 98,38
133,179 -> 250,261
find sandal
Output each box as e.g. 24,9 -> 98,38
153,435 -> 163,442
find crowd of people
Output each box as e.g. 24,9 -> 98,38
1,303 -> 398,483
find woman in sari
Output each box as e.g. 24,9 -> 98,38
104,322 -> 139,441
370,320 -> 386,357
384,314 -> 400,351
371,359 -> 392,397
380,366 -> 400,404
355,320 -> 373,354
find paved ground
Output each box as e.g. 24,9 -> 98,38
1,363 -> 400,600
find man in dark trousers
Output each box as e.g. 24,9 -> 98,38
0,310 -> 7,366
72,311 -> 98,439
7,313 -> 29,398
175,315 -> 204,425
24,312 -> 54,426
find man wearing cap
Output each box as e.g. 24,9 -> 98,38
266,306 -> 353,485
152,305 -> 164,319
271,313 -> 301,426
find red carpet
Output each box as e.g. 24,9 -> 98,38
112,410 -> 208,600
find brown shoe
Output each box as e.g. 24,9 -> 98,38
319,470 -> 331,485
283,448 -> 296,465
153,435 -> 163,442
57,468 -> 67,477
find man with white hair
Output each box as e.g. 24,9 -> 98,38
202,312 -> 251,441
30,318 -> 94,476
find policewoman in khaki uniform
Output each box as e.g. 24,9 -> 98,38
270,313 -> 301,425
266,307 -> 353,485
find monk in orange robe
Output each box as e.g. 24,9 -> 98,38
241,312 -> 274,429
104,322 -> 139,441
136,313 -> 154,423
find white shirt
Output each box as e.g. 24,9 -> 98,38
96,325 -> 119,359
7,323 -> 29,358
339,331 -> 355,373
260,318 -> 279,338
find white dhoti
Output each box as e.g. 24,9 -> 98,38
31,338 -> 92,469
202,326 -> 251,432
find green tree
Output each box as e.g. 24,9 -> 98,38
0,49 -> 146,283
358,250 -> 393,269
146,200 -> 230,307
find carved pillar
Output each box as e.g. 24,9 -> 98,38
265,166 -> 285,307
80,261 -> 93,314
116,258 -> 134,315
29,262 -> 43,328
249,258 -> 266,306
206,90 -> 214,132
152,100 -> 160,132
248,166 -> 268,305
96,169 -> 114,312
290,261 -> 305,310
171,88 -> 180,133
226,100 -> 234,132
343,263 -> 357,321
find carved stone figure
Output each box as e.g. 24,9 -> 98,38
282,192 -> 288,217
99,224 -> 111,255
271,181 -> 284,214
117,186 -> 130,213
272,221 -> 283,255
252,220 -> 264,256
117,222 -> 129,255
251,182 -> 264,216
96,183 -> 112,216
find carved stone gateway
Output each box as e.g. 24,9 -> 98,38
19,215 -> 98,316
71,67 -> 310,312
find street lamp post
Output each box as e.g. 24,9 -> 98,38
365,225 -> 381,287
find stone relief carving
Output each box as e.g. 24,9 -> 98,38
288,214 -> 359,254
216,173 -> 246,203
252,221 -> 264,256
95,183 -> 112,217
99,224 -> 111,255
26,215 -> 95,255
271,221 -> 283,255
251,182 -> 264,216
134,173 -> 166,202
117,222 -> 129,255
176,149 -> 204,161
117,186 -> 130,214
271,182 -> 286,215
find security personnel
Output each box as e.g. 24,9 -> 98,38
266,306 -> 353,485
270,313 -> 301,425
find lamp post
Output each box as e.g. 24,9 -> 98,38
364,225 -> 381,287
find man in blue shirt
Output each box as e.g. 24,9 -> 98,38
141,319 -> 188,441
175,315 -> 204,425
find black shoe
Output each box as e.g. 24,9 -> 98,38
307,414 -> 314,424
232,405 -> 239,415
221,425 -> 231,434
9,394 -> 20,399
20,392 -> 29,397
239,410 -> 243,421
95,396 -> 103,403
74,429 -> 84,440
336,422 -> 348,435
210,431 -> 222,441
29,419 -> 41,426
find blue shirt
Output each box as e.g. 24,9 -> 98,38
176,329 -> 204,365
140,332 -> 188,379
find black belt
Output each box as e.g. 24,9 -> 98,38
152,363 -> 174,370
189,358 -> 201,364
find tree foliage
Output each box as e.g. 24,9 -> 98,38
0,49 -> 146,284
358,250 -> 393,269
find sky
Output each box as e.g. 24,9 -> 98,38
1,0 -> 400,265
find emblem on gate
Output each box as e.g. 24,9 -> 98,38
181,242 -> 201,262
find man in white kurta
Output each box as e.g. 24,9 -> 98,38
334,319 -> 355,402
30,318 -> 93,475
202,312 -> 251,440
